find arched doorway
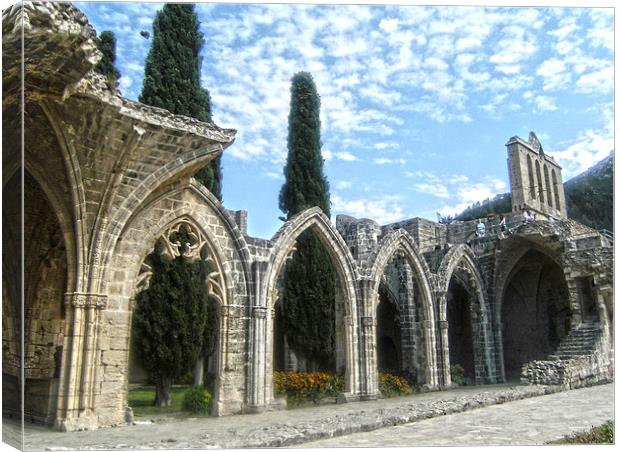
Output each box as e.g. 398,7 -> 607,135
369,232 -> 438,391
263,208 -> 360,407
127,219 -> 224,410
271,228 -> 342,373
376,284 -> 401,373
501,249 -> 571,381
446,279 -> 475,384
2,171 -> 68,424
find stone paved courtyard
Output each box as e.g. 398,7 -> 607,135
3,383 -> 613,450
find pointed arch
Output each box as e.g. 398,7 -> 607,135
104,180 -> 253,419
527,155 -> 535,200
367,229 -> 438,387
436,244 -> 495,384
263,207 -> 361,398
535,160 -> 544,204
544,164 -> 552,207
552,169 -> 561,211
265,207 -> 359,314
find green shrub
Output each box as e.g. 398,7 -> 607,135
379,373 -> 413,397
450,364 -> 465,386
551,420 -> 613,444
182,385 -> 212,414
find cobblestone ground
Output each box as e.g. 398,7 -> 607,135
297,383 -> 615,447
1,383 -> 613,451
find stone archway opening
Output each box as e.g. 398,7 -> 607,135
376,285 -> 401,373
446,279 -> 475,384
2,171 -> 67,425
501,249 -> 571,381
272,229 -> 345,374
373,251 -> 431,387
127,220 -> 224,410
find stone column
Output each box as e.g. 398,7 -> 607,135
213,304 -> 230,416
423,319 -> 439,389
355,279 -> 379,400
55,292 -> 107,431
360,315 -> 379,399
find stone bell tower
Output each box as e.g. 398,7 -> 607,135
506,132 -> 567,219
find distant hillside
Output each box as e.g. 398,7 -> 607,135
564,151 -> 613,231
454,152 -> 613,231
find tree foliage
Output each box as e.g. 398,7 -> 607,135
564,152 -> 613,231
280,72 -> 330,217
132,242 -> 209,406
279,72 -> 336,371
455,193 -> 512,221
139,4 -> 221,200
94,31 -> 121,86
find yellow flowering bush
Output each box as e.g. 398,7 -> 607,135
273,371 -> 344,405
379,372 -> 413,397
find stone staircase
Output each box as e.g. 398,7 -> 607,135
549,322 -> 601,360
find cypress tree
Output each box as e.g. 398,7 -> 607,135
94,31 -> 121,87
139,4 -> 221,200
133,241 -> 209,406
279,72 -> 336,371
136,4 -> 220,399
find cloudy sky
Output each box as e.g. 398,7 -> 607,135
75,0 -> 614,238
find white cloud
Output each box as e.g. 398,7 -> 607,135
534,95 -> 557,112
335,180 -> 352,190
576,66 -> 613,94
332,194 -> 406,224
414,183 -> 450,198
373,157 -> 406,165
550,117 -> 614,177
334,151 -> 359,162
536,58 -> 571,91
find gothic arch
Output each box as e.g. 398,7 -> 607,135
103,180 -> 252,420
494,238 -> 571,381
262,207 -> 361,397
552,169 -> 561,211
368,230 -> 434,314
527,155 -> 535,200
544,165 -> 552,207
436,244 -> 495,384
265,207 -> 359,312
367,229 -> 438,388
535,160 -> 544,203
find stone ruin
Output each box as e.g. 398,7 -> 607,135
2,3 -> 613,431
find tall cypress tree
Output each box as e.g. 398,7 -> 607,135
94,31 -> 121,87
133,242 -> 209,406
279,72 -> 336,371
139,4 -> 221,200
136,4 -> 219,401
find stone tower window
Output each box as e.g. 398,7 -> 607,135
552,169 -> 561,211
535,160 -> 544,203
527,155 -> 535,200
543,165 -> 552,207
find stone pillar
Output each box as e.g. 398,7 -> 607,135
422,319 -> 439,389
360,315 -> 379,399
355,280 -> 379,400
55,292 -> 107,431
435,290 -> 451,388
213,304 -> 230,416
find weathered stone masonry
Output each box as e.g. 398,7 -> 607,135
3,3 -> 613,431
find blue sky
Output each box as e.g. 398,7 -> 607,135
75,1 -> 614,239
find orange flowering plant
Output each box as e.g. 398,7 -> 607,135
274,371 -> 344,405
378,372 -> 413,397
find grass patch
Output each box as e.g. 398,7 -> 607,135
128,385 -> 192,417
549,420 -> 613,444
